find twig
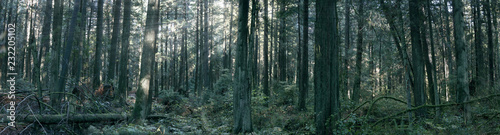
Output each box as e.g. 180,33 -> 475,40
27,104 -> 48,134
19,123 -> 34,134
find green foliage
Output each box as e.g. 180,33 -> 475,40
207,69 -> 233,113
272,81 -> 297,106
158,89 -> 184,114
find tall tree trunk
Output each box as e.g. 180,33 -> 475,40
184,0 -> 189,97
195,0 -> 201,97
426,0 -> 440,120
93,0 -> 104,89
36,0 -> 52,113
118,0 -> 132,105
278,0 -> 286,82
108,0 -> 122,82
353,0 -> 364,103
453,0 -> 471,123
314,0 -> 339,134
485,0 -> 495,87
298,0 -> 308,111
132,0 -> 158,121
233,0 -> 252,133
50,0 -> 64,106
443,0 -> 454,102
343,0 -> 351,100
55,0 -> 81,111
228,0 -> 234,72
263,0 -> 270,98
202,0 -> 211,96
473,0 -> 484,91
249,0 -> 257,89
410,0 -> 427,118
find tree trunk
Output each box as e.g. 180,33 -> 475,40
118,0 -> 132,105
248,0 -> 257,89
37,0 -> 52,104
485,0 -> 495,87
473,0 -> 484,91
298,0 -> 308,111
108,0 -> 122,82
343,0 -> 351,100
50,0 -> 64,107
233,0 -> 252,133
93,0 -> 104,89
55,0 -> 81,112
443,0 -> 454,102
278,0 -> 287,82
353,0 -> 364,103
410,0 -> 427,118
263,0 -> 270,98
202,0 -> 211,96
132,0 -> 158,121
314,0 -> 339,134
452,0 -> 471,123
426,0 -> 440,120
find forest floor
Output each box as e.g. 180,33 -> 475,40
2,80 -> 500,134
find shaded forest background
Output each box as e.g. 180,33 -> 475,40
0,0 -> 500,134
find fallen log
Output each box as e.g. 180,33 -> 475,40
0,113 -> 171,124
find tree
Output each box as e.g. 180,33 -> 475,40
202,0 -> 211,96
36,0 -> 52,104
132,0 -> 159,121
108,0 -> 122,82
55,0 -> 81,113
426,0 -> 440,119
278,0 -> 287,81
233,0 -> 252,133
343,0 -> 352,100
263,0 -> 270,98
353,0 -> 364,103
314,0 -> 339,134
93,0 -> 104,89
473,0 -> 485,90
409,0 -> 427,118
452,0 -> 471,123
249,0 -> 258,89
50,0 -> 63,106
298,0 -> 308,111
118,0 -> 132,105
485,0 -> 495,86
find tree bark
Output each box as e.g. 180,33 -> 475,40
233,0 -> 252,133
343,0 -> 352,100
473,0 -> 485,91
410,0 -> 427,118
50,0 -> 64,106
452,0 -> 471,123
108,0 -> 122,82
118,0 -> 132,105
278,0 -> 287,82
485,0 -> 495,87
36,0 -> 52,107
248,0 -> 257,89
353,0 -> 364,103
132,0 -> 158,121
202,0 -> 211,96
298,0 -> 308,111
314,0 -> 339,134
263,0 -> 270,98
55,0 -> 81,113
93,0 -> 104,89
